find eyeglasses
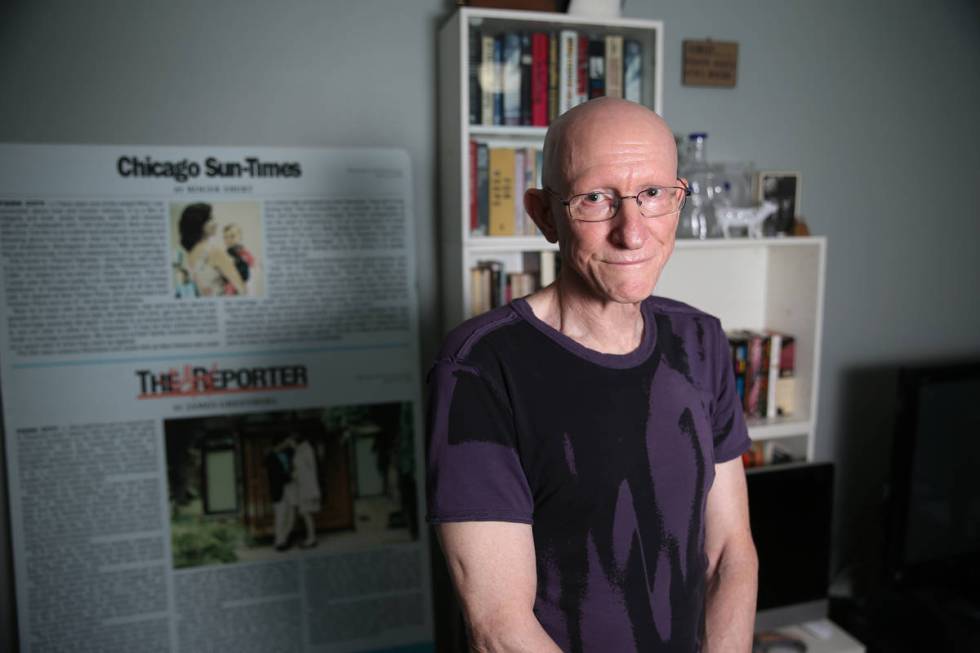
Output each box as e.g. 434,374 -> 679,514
546,183 -> 691,222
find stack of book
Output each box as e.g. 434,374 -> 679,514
469,251 -> 559,315
470,142 -> 543,236
469,29 -> 643,127
727,330 -> 796,419
741,440 -> 797,469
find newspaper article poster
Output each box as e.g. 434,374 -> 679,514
0,144 -> 433,653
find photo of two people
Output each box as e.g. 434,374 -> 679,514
165,402 -> 418,569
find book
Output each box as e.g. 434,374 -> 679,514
587,37 -> 605,99
493,34 -> 505,125
559,30 -> 578,114
468,29 -> 482,124
523,147 -> 537,235
744,332 -> 769,418
728,332 -> 750,406
470,265 -> 488,315
502,32 -> 522,126
539,250 -> 557,286
469,140 -> 478,234
514,148 -> 526,235
775,335 -> 796,416
624,39 -> 642,103
476,142 -> 489,235
765,331 -> 783,419
741,441 -> 766,468
488,147 -> 516,236
520,32 -> 532,126
480,34 -> 495,126
530,32 -> 549,126
577,33 -> 589,105
605,35 -> 623,99
548,32 -> 559,123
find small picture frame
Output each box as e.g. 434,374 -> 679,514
756,170 -> 800,236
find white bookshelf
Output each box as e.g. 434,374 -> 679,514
438,6 -> 664,328
438,9 -> 826,457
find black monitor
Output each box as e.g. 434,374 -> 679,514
747,461 -> 834,629
885,361 -> 980,593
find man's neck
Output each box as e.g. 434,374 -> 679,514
525,273 -> 645,355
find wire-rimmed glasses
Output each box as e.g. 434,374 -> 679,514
546,183 -> 691,222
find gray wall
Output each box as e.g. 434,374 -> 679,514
1,0 -> 978,644
626,0 -> 980,587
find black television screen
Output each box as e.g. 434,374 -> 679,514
886,361 -> 980,590
747,461 -> 834,624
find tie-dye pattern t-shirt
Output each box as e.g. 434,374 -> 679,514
426,295 -> 751,653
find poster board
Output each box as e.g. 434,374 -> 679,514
0,144 -> 433,652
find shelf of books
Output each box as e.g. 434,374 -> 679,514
439,8 -> 825,464
453,237 -> 826,459
659,237 -> 827,461
438,4 -> 664,330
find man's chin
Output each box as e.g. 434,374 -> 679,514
597,282 -> 657,305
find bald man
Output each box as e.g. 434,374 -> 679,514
427,98 -> 757,652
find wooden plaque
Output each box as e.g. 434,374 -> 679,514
683,39 -> 738,87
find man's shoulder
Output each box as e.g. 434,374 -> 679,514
646,295 -> 722,325
436,304 -> 524,364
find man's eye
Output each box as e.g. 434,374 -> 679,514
585,192 -> 604,203
641,188 -> 661,198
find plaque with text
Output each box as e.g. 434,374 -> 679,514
683,40 -> 738,87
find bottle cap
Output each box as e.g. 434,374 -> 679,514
688,132 -> 708,140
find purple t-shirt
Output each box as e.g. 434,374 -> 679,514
426,296 -> 751,652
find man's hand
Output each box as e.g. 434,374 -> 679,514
703,458 -> 758,652
436,521 -> 562,653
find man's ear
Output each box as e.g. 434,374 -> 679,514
525,189 -> 559,243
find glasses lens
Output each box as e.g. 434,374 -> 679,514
569,192 -> 615,221
637,187 -> 684,217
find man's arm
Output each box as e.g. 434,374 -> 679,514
437,521 -> 562,653
703,457 -> 758,652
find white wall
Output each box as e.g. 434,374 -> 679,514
1,0 -> 978,643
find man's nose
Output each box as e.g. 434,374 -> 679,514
610,197 -> 647,249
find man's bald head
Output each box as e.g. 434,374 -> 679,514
541,97 -> 677,193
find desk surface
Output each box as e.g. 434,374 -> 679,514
758,618 -> 865,653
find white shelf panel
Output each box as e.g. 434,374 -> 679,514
463,6 -> 666,32
746,417 -> 813,441
469,126 -> 549,139
465,235 -> 555,252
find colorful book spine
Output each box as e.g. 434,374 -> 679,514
502,33 -> 522,126
469,29 -> 482,124
729,332 -> 749,407
588,37 -> 605,99
559,30 -> 578,114
469,140 -> 478,234
775,335 -> 796,416
520,32 -> 532,126
493,34 -> 504,125
548,33 -> 559,123
523,147 -> 536,234
513,148 -> 526,235
480,35 -> 495,126
765,332 -> 782,418
605,35 -> 623,99
488,147 -> 516,236
531,32 -> 549,126
624,39 -> 642,103
476,142 -> 489,235
577,33 -> 589,105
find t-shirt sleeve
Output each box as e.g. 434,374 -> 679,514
425,359 -> 534,524
708,319 -> 752,463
